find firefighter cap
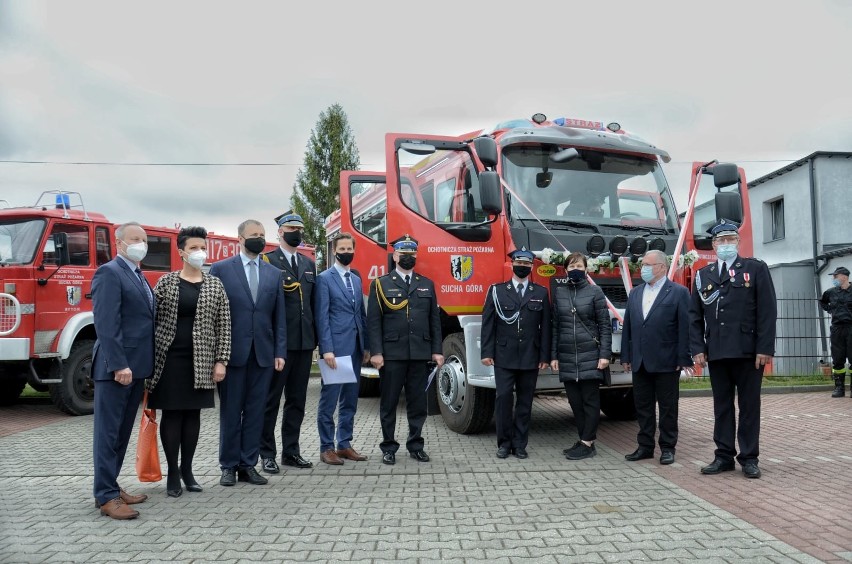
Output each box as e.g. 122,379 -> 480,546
391,234 -> 418,253
707,219 -> 740,239
275,211 -> 304,228
508,247 -> 535,263
829,266 -> 850,276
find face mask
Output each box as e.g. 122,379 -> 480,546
715,243 -> 738,263
641,265 -> 655,283
282,231 -> 302,247
244,237 -> 266,254
335,252 -> 354,266
512,265 -> 532,279
397,255 -> 416,270
184,250 -> 207,269
123,241 -> 147,262
567,269 -> 585,283
833,279 -> 842,288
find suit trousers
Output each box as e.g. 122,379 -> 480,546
494,366 -> 537,449
379,360 -> 428,453
317,379 -> 360,453
708,357 -> 763,465
563,379 -> 601,442
260,349 -> 313,459
92,378 -> 145,504
217,347 -> 274,470
632,366 -> 679,452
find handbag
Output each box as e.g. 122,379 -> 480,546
135,390 -> 162,482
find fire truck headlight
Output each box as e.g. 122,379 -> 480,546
609,236 -> 628,258
3,283 -> 15,294
629,237 -> 647,258
531,113 -> 547,124
586,235 -> 606,257
606,122 -> 621,132
648,238 -> 666,252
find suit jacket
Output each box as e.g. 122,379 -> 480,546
367,271 -> 442,361
315,267 -> 368,358
689,255 -> 777,361
263,248 -> 317,350
621,278 -> 691,373
91,257 -> 155,381
480,280 -> 551,370
209,255 -> 287,368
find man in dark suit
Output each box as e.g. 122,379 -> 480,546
209,219 -> 287,486
368,235 -> 444,465
690,220 -> 777,479
314,232 -> 370,465
259,212 -> 317,472
621,249 -> 692,465
480,248 -> 551,459
91,222 -> 154,520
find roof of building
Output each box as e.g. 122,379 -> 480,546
748,151 -> 852,188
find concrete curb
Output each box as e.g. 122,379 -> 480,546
680,384 -> 834,397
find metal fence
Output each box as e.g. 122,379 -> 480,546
772,293 -> 829,376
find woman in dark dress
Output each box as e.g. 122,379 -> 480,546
148,226 -> 231,497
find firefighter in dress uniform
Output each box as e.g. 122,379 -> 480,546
480,248 -> 551,459
368,235 -> 444,465
690,219 -> 777,480
820,266 -> 852,397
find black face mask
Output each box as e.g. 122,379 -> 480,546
567,269 -> 585,283
335,252 -> 354,266
397,255 -> 416,270
244,237 -> 266,254
282,231 -> 302,247
512,265 -> 532,279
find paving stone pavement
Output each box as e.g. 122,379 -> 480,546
0,378 -> 843,563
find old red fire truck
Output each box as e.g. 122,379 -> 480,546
325,113 -> 753,433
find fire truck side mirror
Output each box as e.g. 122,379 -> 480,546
712,163 -> 739,188
479,171 -> 502,216
52,232 -> 71,266
473,137 -> 498,168
714,192 -> 744,225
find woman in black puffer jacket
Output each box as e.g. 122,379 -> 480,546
550,252 -> 612,460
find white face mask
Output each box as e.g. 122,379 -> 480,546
123,241 -> 148,262
184,250 -> 207,269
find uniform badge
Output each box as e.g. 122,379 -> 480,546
706,284 -> 713,290
744,273 -> 750,287
728,268 -> 736,279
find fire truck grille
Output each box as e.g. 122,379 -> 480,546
0,296 -> 20,334
600,285 -> 629,309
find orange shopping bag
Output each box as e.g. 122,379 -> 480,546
135,390 -> 162,482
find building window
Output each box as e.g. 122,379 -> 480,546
770,198 -> 785,240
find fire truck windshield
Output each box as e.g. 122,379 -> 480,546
501,147 -> 677,233
0,218 -> 46,264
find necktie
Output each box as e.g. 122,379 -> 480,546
291,254 -> 298,272
135,268 -> 153,308
405,274 -> 411,287
344,271 -> 355,298
721,261 -> 727,278
248,260 -> 258,302
517,283 -> 524,298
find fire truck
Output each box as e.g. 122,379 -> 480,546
325,113 -> 753,433
0,191 -> 313,415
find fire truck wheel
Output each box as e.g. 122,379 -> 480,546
48,339 -> 95,416
437,333 -> 495,434
599,388 -> 637,421
0,371 -> 27,406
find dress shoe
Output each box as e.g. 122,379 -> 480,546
99,498 -> 139,520
180,467 -> 203,492
496,447 -> 510,459
94,489 -> 148,509
742,462 -> 762,479
282,453 -> 314,468
659,451 -> 675,465
382,452 -> 396,465
320,449 -> 344,465
625,448 -> 654,461
238,467 -> 269,485
700,458 -> 735,475
261,457 -> 280,474
565,442 -> 596,460
219,468 -> 236,486
514,448 -> 528,459
336,447 -> 368,461
166,471 -> 183,498
166,487 -> 183,498
409,450 -> 430,462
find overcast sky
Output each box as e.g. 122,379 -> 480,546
2,0 -> 850,239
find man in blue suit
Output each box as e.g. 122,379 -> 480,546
92,222 -> 155,520
209,219 -> 287,486
314,232 -> 370,465
621,249 -> 692,465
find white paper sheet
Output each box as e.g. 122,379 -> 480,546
318,355 -> 357,384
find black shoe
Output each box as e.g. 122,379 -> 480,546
261,457 -> 280,474
180,466 -> 203,492
565,442 -> 596,460
409,450 -> 430,462
742,462 -> 762,479
700,458 -> 735,475
625,447 -> 654,461
382,452 -> 396,465
237,467 -> 269,485
219,468 -> 236,487
514,448 -> 528,459
496,447 -> 510,459
659,451 -> 675,465
831,385 -> 845,398
282,453 -> 313,469
562,441 -> 581,456
166,471 -> 183,498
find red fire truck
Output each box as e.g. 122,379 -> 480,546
326,113 -> 753,433
0,191 -> 313,414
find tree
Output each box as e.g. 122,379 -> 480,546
291,104 -> 360,268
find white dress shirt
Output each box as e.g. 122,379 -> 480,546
642,276 -> 666,319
